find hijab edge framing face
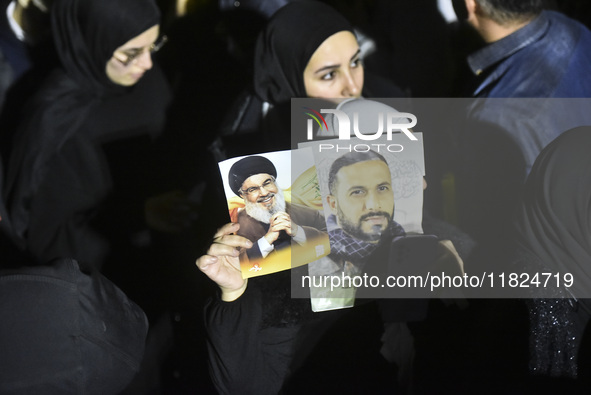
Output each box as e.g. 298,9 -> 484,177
253,0 -> 363,104
51,0 -> 161,93
303,30 -> 363,100
106,24 -> 160,87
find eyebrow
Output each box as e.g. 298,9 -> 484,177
346,181 -> 391,191
121,37 -> 159,54
313,48 -> 361,75
347,185 -> 366,191
244,178 -> 273,189
123,48 -> 143,54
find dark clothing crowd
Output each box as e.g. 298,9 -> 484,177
1,0 -> 591,394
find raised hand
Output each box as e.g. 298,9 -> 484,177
196,223 -> 252,301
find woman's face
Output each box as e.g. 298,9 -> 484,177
303,31 -> 364,99
106,25 -> 160,86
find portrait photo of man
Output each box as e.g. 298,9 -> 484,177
300,150 -> 410,310
224,153 -> 328,277
324,150 -> 406,275
302,146 -> 461,310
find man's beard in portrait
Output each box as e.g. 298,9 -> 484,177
338,207 -> 393,242
244,187 -> 287,224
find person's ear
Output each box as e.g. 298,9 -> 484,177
326,195 -> 337,215
464,0 -> 478,19
452,0 -> 469,20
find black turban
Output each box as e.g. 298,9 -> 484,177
229,156 -> 277,196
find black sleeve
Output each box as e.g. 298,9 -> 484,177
0,259 -> 148,394
204,285 -> 299,395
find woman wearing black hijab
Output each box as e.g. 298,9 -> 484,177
253,0 -> 361,105
215,0 -> 403,159
3,0 -> 171,271
514,126 -> 591,381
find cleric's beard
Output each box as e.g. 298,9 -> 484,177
244,187 -> 286,224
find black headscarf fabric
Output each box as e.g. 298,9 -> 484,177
52,0 -> 161,93
0,259 -> 148,393
253,0 -> 353,104
514,126 -> 591,299
4,0 -> 166,266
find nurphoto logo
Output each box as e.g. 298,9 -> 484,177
303,107 -> 418,141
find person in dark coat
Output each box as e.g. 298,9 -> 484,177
0,0 -> 54,112
0,255 -> 149,394
513,126 -> 591,386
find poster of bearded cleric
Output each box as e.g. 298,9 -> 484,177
218,149 -> 331,278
